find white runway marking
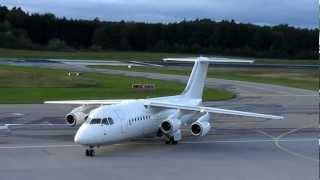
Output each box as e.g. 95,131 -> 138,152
11,113 -> 24,116
240,95 -> 317,97
256,124 -> 319,162
183,138 -> 316,144
273,123 -> 319,162
0,138 -> 315,150
0,144 -> 80,149
5,124 -> 69,126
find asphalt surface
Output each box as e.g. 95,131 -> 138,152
0,59 -> 318,180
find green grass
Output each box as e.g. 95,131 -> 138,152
0,48 -> 317,65
0,65 -> 234,103
90,65 -> 319,90
0,48 -> 188,61
254,59 -> 319,65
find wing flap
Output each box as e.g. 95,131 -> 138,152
148,102 -> 283,120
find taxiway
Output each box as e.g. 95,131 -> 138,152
0,59 -> 318,180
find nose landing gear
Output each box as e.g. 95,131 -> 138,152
85,146 -> 95,157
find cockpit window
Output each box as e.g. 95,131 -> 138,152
108,117 -> 114,125
101,117 -> 114,125
90,118 -> 101,124
102,118 -> 109,125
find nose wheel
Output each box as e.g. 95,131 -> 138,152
85,147 -> 95,157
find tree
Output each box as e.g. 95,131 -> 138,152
47,38 -> 70,51
0,5 -> 317,59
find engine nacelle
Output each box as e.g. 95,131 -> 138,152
65,105 -> 96,127
65,111 -> 87,127
191,113 -> 211,136
160,119 -> 181,134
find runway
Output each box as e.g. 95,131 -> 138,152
0,60 -> 318,180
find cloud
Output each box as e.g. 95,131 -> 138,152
2,0 -> 318,27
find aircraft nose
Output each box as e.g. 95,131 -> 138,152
74,124 -> 92,145
74,131 -> 82,144
74,124 -> 102,145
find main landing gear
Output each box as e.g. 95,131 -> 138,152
165,136 -> 178,145
85,146 -> 95,157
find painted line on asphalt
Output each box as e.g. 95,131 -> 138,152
0,138 -> 315,150
183,138 -> 316,144
0,144 -> 80,149
274,123 -> 319,162
240,95 -> 317,97
11,113 -> 24,116
256,124 -> 318,162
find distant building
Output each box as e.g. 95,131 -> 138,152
132,84 -> 156,91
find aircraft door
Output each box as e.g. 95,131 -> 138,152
101,117 -> 109,139
114,110 -> 127,134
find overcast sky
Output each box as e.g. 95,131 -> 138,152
2,0 -> 318,27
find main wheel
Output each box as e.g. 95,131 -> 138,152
156,128 -> 163,137
171,140 -> 178,145
89,149 -> 95,157
85,149 -> 95,156
165,137 -> 178,145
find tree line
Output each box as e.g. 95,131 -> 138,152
0,5 -> 318,59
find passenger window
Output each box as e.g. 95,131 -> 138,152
102,118 -> 109,125
90,118 -> 101,124
108,117 -> 114,125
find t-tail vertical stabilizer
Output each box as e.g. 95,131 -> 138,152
163,57 -> 254,101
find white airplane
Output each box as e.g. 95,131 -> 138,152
45,57 -> 283,156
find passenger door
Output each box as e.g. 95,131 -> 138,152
114,110 -> 127,134
101,117 -> 110,137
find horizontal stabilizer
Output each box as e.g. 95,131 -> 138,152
163,57 -> 254,64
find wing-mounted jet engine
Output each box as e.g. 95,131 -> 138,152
160,111 -> 183,144
191,113 -> 211,136
65,105 -> 98,126
160,118 -> 182,134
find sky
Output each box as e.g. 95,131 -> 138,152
2,0 -> 318,28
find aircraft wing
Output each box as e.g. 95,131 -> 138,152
44,99 -> 136,105
147,102 -> 283,120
